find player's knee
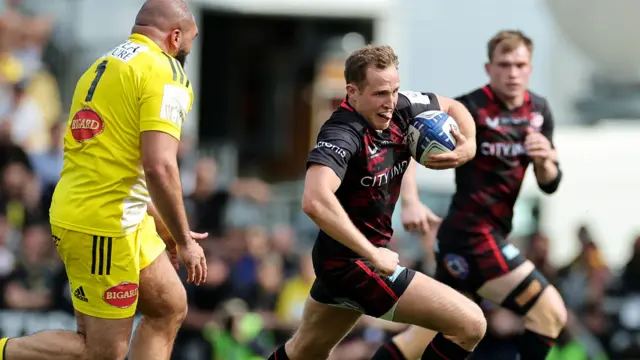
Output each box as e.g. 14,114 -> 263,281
151,284 -> 188,324
165,288 -> 188,324
524,287 -> 567,338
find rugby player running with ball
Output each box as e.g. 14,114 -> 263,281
269,44 -> 486,360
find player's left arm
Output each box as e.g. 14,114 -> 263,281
526,100 -> 562,194
426,94 -> 477,169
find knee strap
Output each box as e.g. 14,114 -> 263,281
500,269 -> 549,316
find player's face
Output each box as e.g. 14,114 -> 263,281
347,65 -> 400,130
485,43 -> 532,101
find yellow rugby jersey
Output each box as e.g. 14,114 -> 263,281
50,34 -> 193,237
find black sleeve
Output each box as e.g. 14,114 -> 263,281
396,91 -> 441,125
306,120 -> 361,180
454,93 -> 473,112
540,99 -> 556,148
537,99 -> 562,194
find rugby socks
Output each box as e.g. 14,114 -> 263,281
517,329 -> 555,360
421,333 -> 470,359
371,339 -> 407,360
268,345 -> 290,360
0,338 -> 9,360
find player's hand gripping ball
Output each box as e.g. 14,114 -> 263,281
407,110 -> 459,164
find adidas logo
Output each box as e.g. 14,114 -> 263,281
74,286 -> 88,302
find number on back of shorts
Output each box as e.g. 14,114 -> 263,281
85,60 -> 108,102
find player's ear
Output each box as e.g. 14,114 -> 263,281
484,62 -> 490,76
171,29 -> 181,49
346,83 -> 358,97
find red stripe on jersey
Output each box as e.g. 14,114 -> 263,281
482,85 -> 494,101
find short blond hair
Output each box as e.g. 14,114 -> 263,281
487,30 -> 533,62
344,45 -> 399,88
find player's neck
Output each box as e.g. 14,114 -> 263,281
494,91 -> 524,110
131,27 -> 170,53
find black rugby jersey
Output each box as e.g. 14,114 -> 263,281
307,91 -> 440,259
443,85 -> 556,236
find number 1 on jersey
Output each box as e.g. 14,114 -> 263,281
85,60 -> 108,102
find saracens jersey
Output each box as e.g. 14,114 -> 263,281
442,85 -> 556,237
307,91 -> 440,259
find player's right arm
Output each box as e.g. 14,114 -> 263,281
302,121 -> 379,261
139,62 -> 206,284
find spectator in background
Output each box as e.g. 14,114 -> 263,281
274,252 -> 314,337
271,224 -> 298,277
1,160 -> 40,231
177,253 -> 235,360
620,234 -> 640,294
525,231 -> 557,283
205,298 -> 274,360
185,156 -> 271,237
0,13 -> 23,86
558,225 -> 611,311
230,225 -> 270,290
0,80 -> 47,152
0,213 -> 15,280
238,254 -> 283,335
3,222 -> 58,310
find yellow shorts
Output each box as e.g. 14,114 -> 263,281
52,215 -> 166,319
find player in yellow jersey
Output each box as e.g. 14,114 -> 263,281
0,1 -> 207,359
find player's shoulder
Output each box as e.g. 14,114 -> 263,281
527,90 -> 550,109
323,105 -> 367,139
454,87 -> 489,110
106,35 -> 189,88
397,90 -> 437,109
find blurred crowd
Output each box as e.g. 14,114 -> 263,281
1,2 -> 640,360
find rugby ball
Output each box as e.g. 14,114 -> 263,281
407,110 -> 459,164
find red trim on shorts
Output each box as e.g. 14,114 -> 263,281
340,97 -> 355,112
481,228 -> 509,273
355,260 -> 398,301
429,342 -> 450,360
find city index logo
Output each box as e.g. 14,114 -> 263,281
71,108 -> 104,142
360,160 -> 409,187
480,142 -> 527,157
103,282 -> 138,309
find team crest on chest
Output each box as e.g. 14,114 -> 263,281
530,112 -> 544,130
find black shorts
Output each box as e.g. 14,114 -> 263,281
310,249 -> 415,319
434,225 -> 526,295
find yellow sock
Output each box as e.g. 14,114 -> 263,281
0,337 -> 8,360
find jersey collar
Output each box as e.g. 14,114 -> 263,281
129,33 -> 163,53
482,84 -> 531,110
340,96 -> 355,112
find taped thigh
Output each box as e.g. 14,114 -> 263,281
499,269 -> 549,316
